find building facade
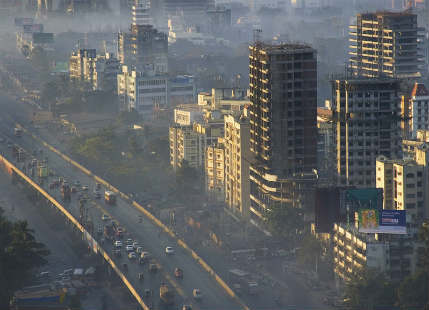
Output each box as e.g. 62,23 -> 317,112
224,114 -> 251,218
117,65 -> 168,115
205,142 -> 225,202
409,83 -> 429,138
332,78 -> 401,187
349,11 -> 422,78
69,50 -> 119,91
248,43 -> 318,222
333,222 -> 390,281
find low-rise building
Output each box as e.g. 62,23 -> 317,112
117,65 -> 168,116
174,104 -> 204,126
333,222 -> 390,281
118,66 -> 195,117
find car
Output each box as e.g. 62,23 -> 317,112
182,305 -> 192,310
165,246 -> 175,255
193,289 -> 202,300
101,214 -> 110,221
126,245 -> 134,252
81,185 -> 89,191
128,252 -> 137,260
125,238 -> 133,245
174,268 -> 183,279
114,241 -> 123,248
149,263 -> 157,272
74,180 -> 81,186
132,241 -> 139,249
71,186 -> 77,193
140,251 -> 151,260
136,246 -> 143,254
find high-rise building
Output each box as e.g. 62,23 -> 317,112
118,0 -> 168,73
248,43 -> 318,222
332,78 -> 402,187
349,11 -> 422,78
408,83 -> 429,138
224,114 -> 251,218
69,48 -> 97,82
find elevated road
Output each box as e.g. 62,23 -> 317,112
0,114 -> 246,310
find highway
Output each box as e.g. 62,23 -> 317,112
0,117 -> 243,310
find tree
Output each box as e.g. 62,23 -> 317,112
263,203 -> 304,244
419,221 -> 429,310
0,208 -> 49,309
344,268 -> 396,310
296,234 -> 323,267
30,46 -> 49,72
397,270 -> 428,310
175,160 -> 201,197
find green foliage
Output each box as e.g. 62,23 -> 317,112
296,234 -> 323,267
344,269 -> 396,310
419,221 -> 429,270
397,270 -> 428,310
116,110 -> 141,126
71,127 -> 116,163
263,203 -> 304,244
175,160 -> 201,196
0,208 -> 49,309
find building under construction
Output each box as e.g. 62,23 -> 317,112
349,11 -> 423,78
248,42 -> 318,223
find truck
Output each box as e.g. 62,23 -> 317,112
104,191 -> 116,205
160,283 -> 175,305
14,127 -> 23,137
61,184 -> 71,201
229,269 -> 259,295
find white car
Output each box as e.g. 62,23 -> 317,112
101,214 -> 110,221
136,246 -> 143,254
128,252 -> 137,260
126,245 -> 134,252
165,246 -> 175,255
133,241 -> 139,249
114,241 -> 122,248
81,185 -> 89,191
125,238 -> 133,245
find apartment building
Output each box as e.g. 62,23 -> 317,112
69,48 -> 96,83
409,83 -> 429,138
248,42 -> 318,222
169,121 -> 223,171
332,78 -> 401,187
117,65 -> 168,115
349,11 -> 422,78
205,141 -> 225,202
333,222 -> 390,281
69,50 -> 120,91
224,114 -> 251,218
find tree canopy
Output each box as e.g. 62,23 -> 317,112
0,208 -> 49,309
344,268 -> 396,310
263,203 -> 304,244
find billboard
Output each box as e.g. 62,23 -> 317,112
23,24 -> 43,33
359,209 -> 407,234
15,17 -> 33,26
32,33 -> 54,44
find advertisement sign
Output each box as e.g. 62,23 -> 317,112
15,17 -> 33,26
359,209 -> 407,234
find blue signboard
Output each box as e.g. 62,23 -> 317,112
359,209 -> 407,234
